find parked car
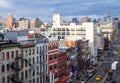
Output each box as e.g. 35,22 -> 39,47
104,68 -> 109,73
88,72 -> 94,77
108,72 -> 113,76
106,75 -> 112,81
83,75 -> 90,82
93,69 -> 97,74
96,75 -> 101,81
111,81 -> 117,83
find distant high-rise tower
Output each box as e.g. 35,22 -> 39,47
52,14 -> 63,26
72,18 -> 79,24
106,9 -> 111,23
80,17 -> 91,24
6,13 -> 13,30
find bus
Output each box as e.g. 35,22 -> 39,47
111,61 -> 118,70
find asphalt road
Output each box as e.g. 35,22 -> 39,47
88,51 -> 120,83
68,51 -> 120,83
88,62 -> 111,83
103,61 -> 120,83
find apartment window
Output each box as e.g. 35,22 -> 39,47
6,52 -> 9,59
33,71 -> 35,76
43,64 -> 45,72
25,60 -> 27,67
40,47 -> 41,52
16,50 -> 18,56
11,51 -> 14,58
43,55 -> 44,61
62,28 -> 65,31
33,58 -> 35,64
58,28 -> 61,31
37,66 -> 39,71
1,65 -> 5,72
7,76 -> 10,83
37,56 -> 39,64
58,36 -> 61,40
6,64 -> 10,71
62,32 -> 65,35
40,56 -> 41,62
43,46 -> 44,52
29,80 -> 31,83
49,55 -> 52,60
21,72 -> 24,80
46,64 -> 47,71
37,47 -> 38,54
54,64 -> 57,69
46,46 -> 47,51
40,65 -> 42,72
33,79 -> 35,83
49,65 -> 52,70
29,49 -> 31,55
67,32 -> 70,35
46,54 -> 47,61
54,73 -> 57,79
2,77 -> 5,83
21,50 -> 23,55
32,49 -> 35,55
62,36 -> 65,39
58,32 -> 61,35
54,54 -> 57,59
21,61 -> 24,68
29,69 -> 31,78
37,77 -> 39,83
25,50 -> 27,56
25,70 -> 28,78
40,77 -> 42,83
1,52 -> 5,60
29,58 -> 31,63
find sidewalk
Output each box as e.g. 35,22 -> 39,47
67,62 -> 103,83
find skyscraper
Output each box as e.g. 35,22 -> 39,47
6,13 -> 13,30
106,9 -> 111,23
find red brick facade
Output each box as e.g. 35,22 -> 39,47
48,40 -> 58,83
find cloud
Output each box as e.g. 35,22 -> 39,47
0,0 -> 11,8
0,0 -> 120,22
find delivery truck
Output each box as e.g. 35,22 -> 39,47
111,61 -> 118,70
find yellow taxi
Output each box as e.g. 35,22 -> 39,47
96,75 -> 101,81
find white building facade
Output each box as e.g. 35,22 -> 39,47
35,39 -> 48,83
51,14 -> 97,63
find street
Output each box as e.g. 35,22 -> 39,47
88,51 -> 120,83
88,62 -> 111,83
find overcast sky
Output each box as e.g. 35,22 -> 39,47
0,0 -> 119,22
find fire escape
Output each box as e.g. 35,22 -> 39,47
10,54 -> 35,83
9,54 -> 23,83
37,50 -> 45,75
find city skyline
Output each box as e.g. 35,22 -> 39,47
0,0 -> 119,22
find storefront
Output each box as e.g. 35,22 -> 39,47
57,76 -> 69,83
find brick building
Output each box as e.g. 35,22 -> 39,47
48,37 -> 58,83
57,48 -> 71,83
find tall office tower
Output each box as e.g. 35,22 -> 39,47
30,18 -> 43,33
72,18 -> 79,25
18,17 -> 30,30
52,14 -> 63,26
30,18 -> 43,29
0,16 -> 5,31
80,17 -> 91,24
106,9 -> 111,23
6,13 -> 13,30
